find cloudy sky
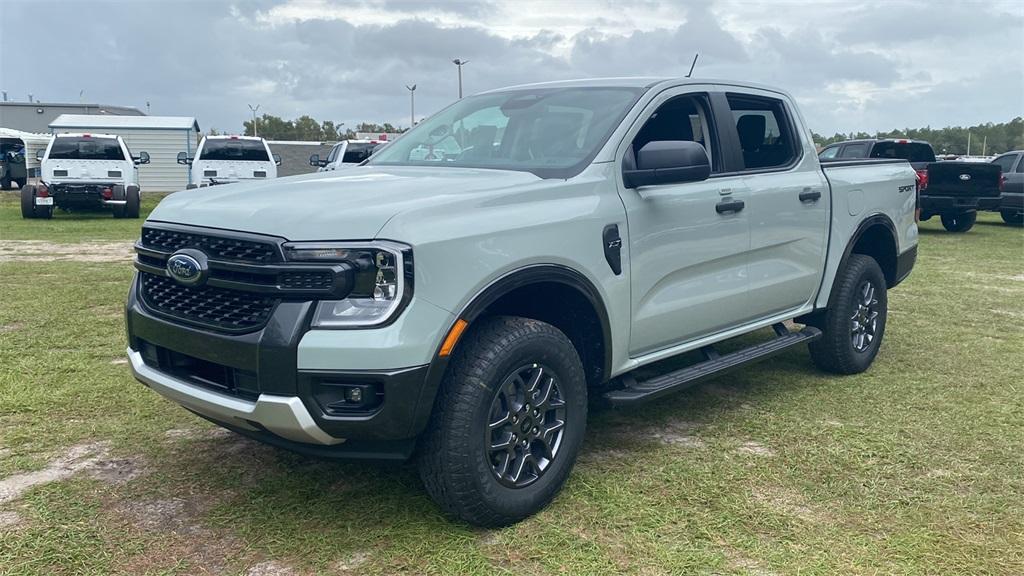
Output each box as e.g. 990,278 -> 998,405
3,0 -> 1022,135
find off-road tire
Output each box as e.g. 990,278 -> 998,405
808,254 -> 888,374
125,186 -> 141,218
418,316 -> 587,527
111,184 -> 127,218
1001,210 -> 1023,226
941,210 -> 976,232
20,184 -> 36,218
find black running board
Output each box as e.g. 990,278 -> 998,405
604,324 -> 822,406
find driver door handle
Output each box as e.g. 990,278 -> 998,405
799,189 -> 822,202
716,199 -> 745,214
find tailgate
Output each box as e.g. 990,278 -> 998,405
925,162 -> 1001,197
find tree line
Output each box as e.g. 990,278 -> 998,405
812,117 -> 1023,155
224,114 -> 406,141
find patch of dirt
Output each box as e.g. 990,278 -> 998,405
110,358 -> 129,365
0,448 -> 11,459
0,442 -> 142,505
647,419 -> 705,448
118,497 -> 215,536
0,240 -> 135,263
0,322 -> 25,334
246,561 -> 300,576
751,487 -> 828,524
331,551 -> 371,573
735,441 -> 775,457
0,509 -> 23,530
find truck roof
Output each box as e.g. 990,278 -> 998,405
204,135 -> 265,142
54,132 -> 120,139
481,77 -> 793,97
827,138 -> 932,147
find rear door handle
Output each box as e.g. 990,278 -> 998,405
716,199 -> 745,214
799,189 -> 822,202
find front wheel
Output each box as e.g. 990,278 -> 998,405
1001,210 -> 1023,226
808,254 -> 888,374
941,210 -> 976,232
20,185 -> 36,218
418,316 -> 587,527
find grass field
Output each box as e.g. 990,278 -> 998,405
1,191 -> 1022,575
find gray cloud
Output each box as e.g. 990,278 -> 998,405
1,0 -> 1021,135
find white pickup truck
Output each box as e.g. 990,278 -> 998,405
177,135 -> 280,188
23,133 -> 149,219
308,139 -> 381,172
127,78 -> 918,526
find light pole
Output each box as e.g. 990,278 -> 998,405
248,104 -> 260,137
405,84 -> 417,127
452,59 -> 469,99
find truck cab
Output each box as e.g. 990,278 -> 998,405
178,135 -> 280,188
127,78 -> 917,527
23,133 -> 148,219
308,139 -> 380,172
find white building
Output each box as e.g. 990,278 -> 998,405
49,114 -> 200,192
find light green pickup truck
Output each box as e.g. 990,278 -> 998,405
126,78 -> 918,526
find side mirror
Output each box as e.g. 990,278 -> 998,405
36,149 -> 45,162
273,153 -> 282,166
134,151 -> 151,165
623,141 -> 711,188
309,153 -> 320,167
176,151 -> 193,165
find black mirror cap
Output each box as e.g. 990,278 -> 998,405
135,151 -> 151,165
273,153 -> 282,166
309,153 -> 320,167
176,151 -> 192,165
623,140 -> 711,188
36,150 -> 45,162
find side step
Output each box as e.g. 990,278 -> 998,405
604,324 -> 822,407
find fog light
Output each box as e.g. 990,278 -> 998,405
345,386 -> 363,403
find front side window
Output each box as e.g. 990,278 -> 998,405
199,139 -> 270,162
992,154 -> 1017,173
48,136 -> 124,160
726,93 -> 798,170
367,86 -> 644,178
630,94 -> 718,171
326,143 -> 342,163
818,146 -> 839,160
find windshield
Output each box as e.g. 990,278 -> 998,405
48,136 -> 124,160
199,139 -> 270,162
367,86 -> 644,178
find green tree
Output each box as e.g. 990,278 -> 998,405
812,118 -> 1023,155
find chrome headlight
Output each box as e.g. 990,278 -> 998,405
283,241 -> 411,328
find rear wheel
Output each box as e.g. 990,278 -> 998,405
20,185 -> 36,218
111,184 -> 126,218
124,186 -> 141,218
808,254 -> 888,374
418,316 -> 587,527
941,210 -> 976,232
1001,210 -> 1023,226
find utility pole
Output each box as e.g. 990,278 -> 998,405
967,131 -> 971,156
248,104 -> 260,137
146,101 -> 151,114
982,135 -> 987,156
405,84 -> 417,127
452,59 -> 469,98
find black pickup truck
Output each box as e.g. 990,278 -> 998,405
819,139 -> 1002,232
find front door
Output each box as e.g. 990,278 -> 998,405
617,89 -> 752,357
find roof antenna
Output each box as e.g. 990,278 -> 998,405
685,53 -> 699,78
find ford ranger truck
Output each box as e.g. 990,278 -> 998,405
24,133 -> 149,219
177,135 -> 280,188
126,78 -> 918,527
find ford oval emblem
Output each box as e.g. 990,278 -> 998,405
959,173 -> 971,181
166,250 -> 208,286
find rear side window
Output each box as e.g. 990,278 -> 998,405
48,137 -> 124,160
992,153 -> 1017,173
869,142 -> 935,163
839,143 -> 870,158
199,139 -> 270,162
342,143 -> 375,163
1018,156 -> 1024,173
726,93 -> 798,170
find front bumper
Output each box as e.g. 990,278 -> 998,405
126,274 -> 451,454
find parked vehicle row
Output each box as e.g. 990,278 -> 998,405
177,135 -> 281,188
125,77 -> 918,526
819,138 -> 1003,232
21,133 -> 149,219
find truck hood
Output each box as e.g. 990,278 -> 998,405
149,165 -> 544,240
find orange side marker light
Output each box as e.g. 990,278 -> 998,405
439,319 -> 469,357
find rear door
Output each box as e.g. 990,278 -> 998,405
723,91 -> 830,318
993,152 -> 1024,194
617,87 -> 752,356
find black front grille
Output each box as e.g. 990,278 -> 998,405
141,227 -> 280,263
140,272 -> 277,332
279,270 -> 333,290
